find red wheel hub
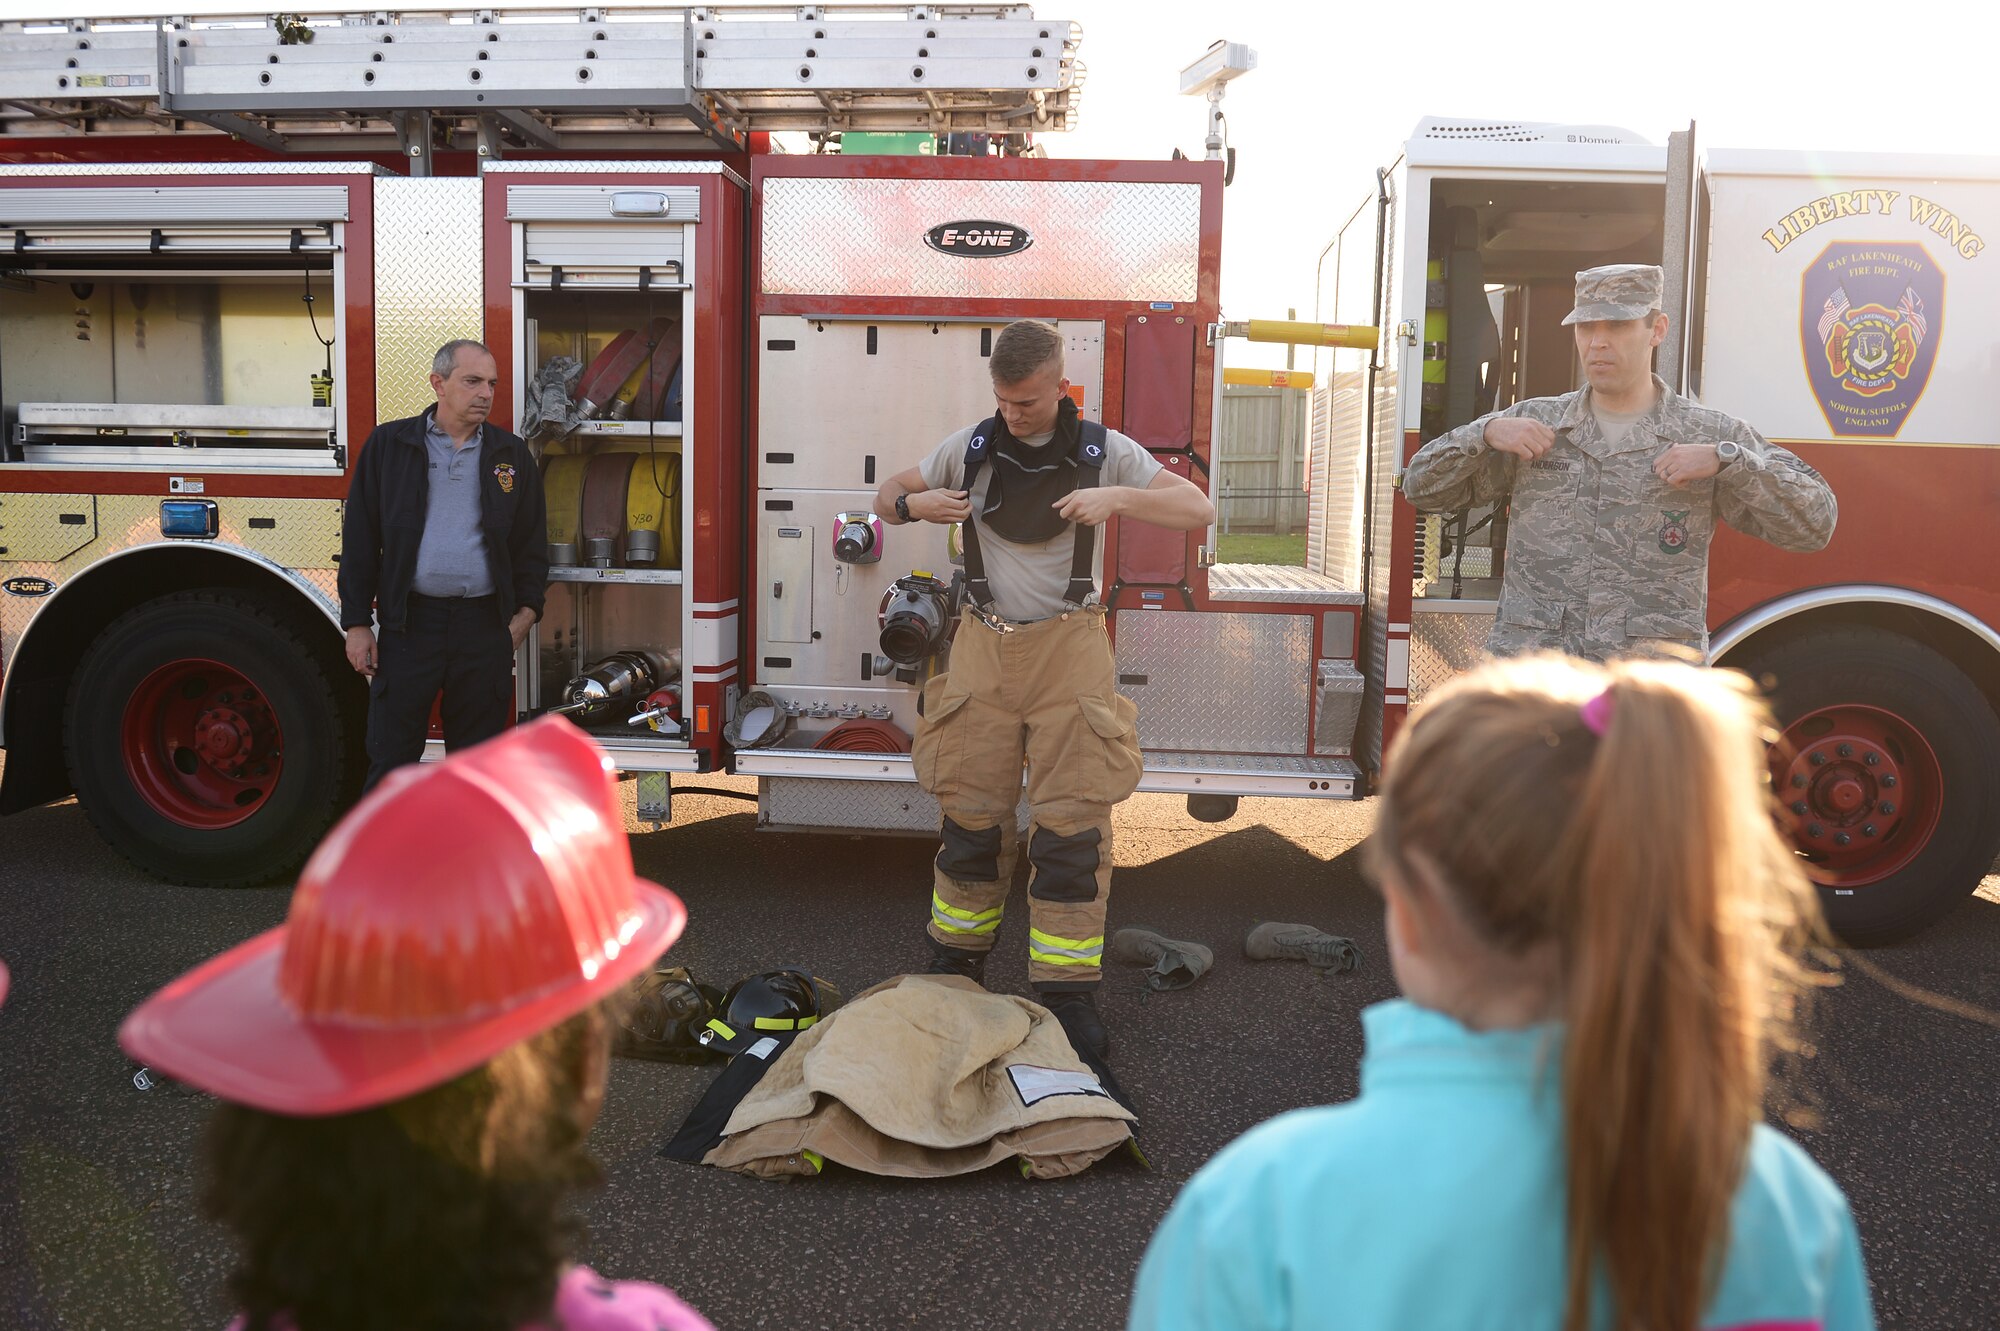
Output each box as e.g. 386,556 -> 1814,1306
1771,704 -> 1941,887
122,660 -> 284,829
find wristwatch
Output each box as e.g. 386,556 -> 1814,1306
1715,440 -> 1742,467
894,492 -> 913,523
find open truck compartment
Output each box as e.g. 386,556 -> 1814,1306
495,167 -> 735,780
0,170 -> 363,474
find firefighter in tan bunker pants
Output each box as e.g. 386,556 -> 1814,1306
876,321 -> 1216,1060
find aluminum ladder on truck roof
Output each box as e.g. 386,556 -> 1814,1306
0,6 -> 1084,164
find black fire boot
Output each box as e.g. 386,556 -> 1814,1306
1039,988 -> 1110,1062
925,942 -> 990,989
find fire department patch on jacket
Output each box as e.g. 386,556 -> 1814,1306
494,462 -> 516,494
1658,510 -> 1691,554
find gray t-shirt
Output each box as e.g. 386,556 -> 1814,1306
411,420 -> 495,598
1591,402 -> 1647,449
920,423 -> 1164,621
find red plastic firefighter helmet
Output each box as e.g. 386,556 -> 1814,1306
118,716 -> 685,1117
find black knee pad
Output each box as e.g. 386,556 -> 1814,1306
1027,825 -> 1102,903
936,815 -> 1003,882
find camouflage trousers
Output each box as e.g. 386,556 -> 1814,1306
910,606 -> 1144,986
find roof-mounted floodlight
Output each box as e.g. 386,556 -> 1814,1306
1179,41 -> 1257,98
1179,40 -> 1256,178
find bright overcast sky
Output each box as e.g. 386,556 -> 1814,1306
1043,0 -> 2000,366
8,0 -> 1994,370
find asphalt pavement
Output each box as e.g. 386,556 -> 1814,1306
1,774 -> 1995,1329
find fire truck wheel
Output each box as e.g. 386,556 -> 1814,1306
1738,625 -> 2000,945
64,590 -> 356,888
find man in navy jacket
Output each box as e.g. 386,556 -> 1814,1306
338,340 -> 548,792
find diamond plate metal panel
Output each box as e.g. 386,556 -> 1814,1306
1314,660 -> 1364,755
1115,610 -> 1313,755
759,775 -> 1027,837
0,495 -> 344,721
1409,606 -> 1495,707
374,177 -> 484,424
89,495 -> 345,572
762,177 -> 1200,302
300,568 -> 340,605
215,498 -> 345,570
0,494 -> 96,562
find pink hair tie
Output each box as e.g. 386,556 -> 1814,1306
1580,689 -> 1615,736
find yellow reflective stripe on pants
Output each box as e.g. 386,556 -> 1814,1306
933,890 -> 1003,937
1028,926 -> 1104,966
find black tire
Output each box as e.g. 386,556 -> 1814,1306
1737,625 -> 2000,945
65,590 -> 357,887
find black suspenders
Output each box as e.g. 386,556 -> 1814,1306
959,415 -> 1106,615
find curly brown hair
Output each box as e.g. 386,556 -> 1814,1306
203,1006 -> 611,1331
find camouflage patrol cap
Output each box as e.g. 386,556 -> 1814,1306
1561,264 -> 1664,325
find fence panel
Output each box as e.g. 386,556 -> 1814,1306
1217,384 -> 1306,535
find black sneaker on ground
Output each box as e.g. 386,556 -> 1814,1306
1041,989 -> 1110,1062
924,944 -> 989,988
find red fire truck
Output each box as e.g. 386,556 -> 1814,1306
0,13 -> 1991,944
0,7 -> 1366,886
1311,118 -> 2000,943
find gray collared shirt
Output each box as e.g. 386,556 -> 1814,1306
410,417 -> 496,598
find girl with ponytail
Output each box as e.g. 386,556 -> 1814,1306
1130,654 -> 1875,1331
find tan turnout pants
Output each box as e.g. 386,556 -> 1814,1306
910,605 -> 1144,986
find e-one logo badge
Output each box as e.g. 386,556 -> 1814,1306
924,220 -> 1033,258
3,575 -> 56,598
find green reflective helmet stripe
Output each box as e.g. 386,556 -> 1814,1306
704,1018 -> 737,1040
751,1013 -> 819,1031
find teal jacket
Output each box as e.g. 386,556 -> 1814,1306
1130,1000 -> 1874,1331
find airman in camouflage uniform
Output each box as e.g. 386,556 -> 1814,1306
1402,264 -> 1836,661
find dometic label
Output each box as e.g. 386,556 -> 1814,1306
1801,242 -> 1943,438
924,220 -> 1033,258
3,576 -> 56,598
